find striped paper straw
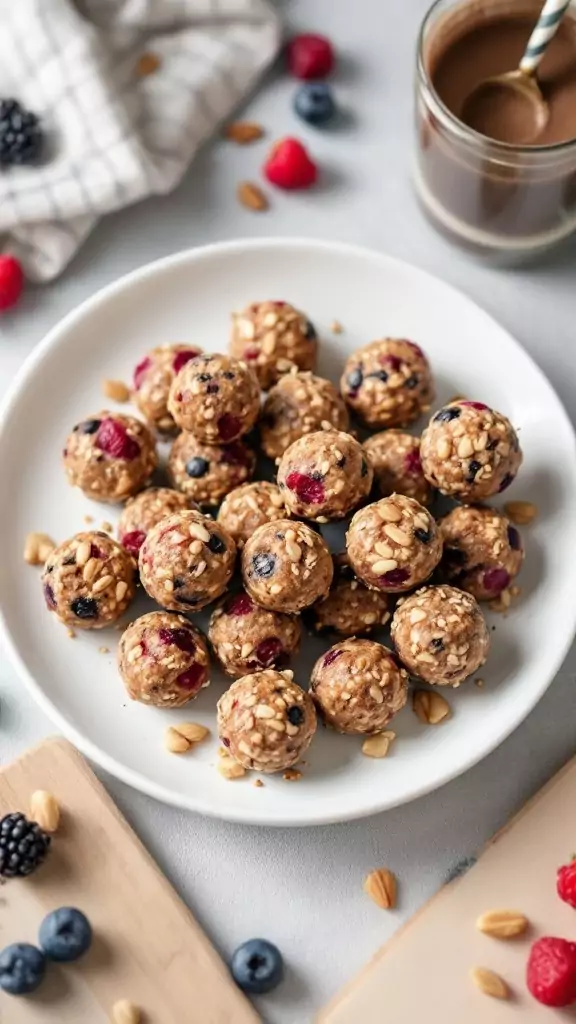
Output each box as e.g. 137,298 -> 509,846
520,0 -> 571,74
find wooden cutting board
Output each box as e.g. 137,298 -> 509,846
0,737 -> 260,1024
319,755 -> 576,1022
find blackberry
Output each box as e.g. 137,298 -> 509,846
0,99 -> 43,167
0,813 -> 51,878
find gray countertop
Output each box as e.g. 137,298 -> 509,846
2,1 -> 576,1020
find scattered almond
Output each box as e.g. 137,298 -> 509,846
67,628 -> 76,639
254,779 -> 264,788
362,731 -> 396,759
237,180 -> 268,211
470,966 -> 509,1000
135,52 -> 161,77
99,646 -> 110,655
111,1000 -> 141,1024
363,868 -> 397,910
23,532 -> 56,566
475,678 -> 485,688
83,514 -> 94,524
330,319 -> 344,334
101,521 -> 113,533
175,722 -> 210,744
504,500 -> 537,526
224,120 -> 264,144
476,908 -> 528,939
283,768 -> 302,782
218,756 -> 246,780
165,722 -> 210,753
30,790 -> 61,833
102,378 -> 130,403
412,690 -> 451,725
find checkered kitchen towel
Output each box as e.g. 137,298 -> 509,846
0,0 -> 280,282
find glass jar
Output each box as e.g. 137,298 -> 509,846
415,0 -> 576,261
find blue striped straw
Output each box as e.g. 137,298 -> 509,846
520,0 -> 571,74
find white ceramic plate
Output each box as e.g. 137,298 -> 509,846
1,239 -> 575,826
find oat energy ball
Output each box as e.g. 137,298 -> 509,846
306,556 -> 391,637
209,591 -> 302,678
363,430 -> 433,507
132,344 -> 203,434
63,413 -> 158,504
168,353 -> 260,443
391,584 -> 490,686
420,400 -> 523,501
260,372 -> 349,460
340,338 -> 434,429
168,434 -> 256,507
439,505 -> 524,601
347,494 -> 441,594
242,520 -> 333,613
230,300 -> 318,390
118,487 -> 194,557
278,430 -> 373,521
217,482 -> 287,549
139,510 -> 236,612
217,669 -> 317,772
118,611 -> 210,707
42,532 -> 136,629
310,639 -> 408,735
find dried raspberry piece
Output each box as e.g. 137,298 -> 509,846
286,34 -> 335,79
158,627 -> 196,655
404,448 -> 422,475
220,442 -> 249,466
482,567 -> 510,594
264,138 -> 317,190
121,530 -> 146,556
217,413 -> 242,442
176,663 -> 206,692
96,418 -> 141,460
323,649 -> 342,668
172,349 -> 200,375
380,567 -> 410,588
133,356 -> 152,390
460,400 -> 489,411
285,471 -> 325,505
226,593 -> 254,616
254,637 -> 283,666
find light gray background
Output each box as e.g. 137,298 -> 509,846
1,2 -> 576,1021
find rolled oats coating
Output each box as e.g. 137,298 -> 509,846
63,412 -> 158,504
310,638 -> 409,734
241,519 -> 333,613
391,584 -> 490,686
139,510 -> 236,612
168,434 -> 256,507
277,429 -> 373,521
118,487 -> 194,558
208,590 -> 301,678
132,344 -> 203,434
42,531 -> 136,629
363,430 -> 433,506
439,505 -> 524,601
217,668 -> 317,772
340,338 -> 434,429
118,611 -> 210,707
260,372 -> 349,460
346,494 -> 441,594
217,482 -> 288,549
306,555 -> 391,637
230,300 -> 318,390
168,353 -> 260,443
420,400 -> 523,501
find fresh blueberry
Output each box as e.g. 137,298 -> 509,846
414,527 -> 431,544
74,419 -> 101,434
222,370 -> 235,380
507,525 -> 521,550
444,546 -> 466,566
39,907 -> 92,963
287,705 -> 304,726
208,533 -> 226,554
360,458 -> 369,477
346,367 -> 363,390
486,438 -> 498,450
366,370 -> 389,383
466,459 -> 482,482
498,472 -> 515,493
70,596 -> 98,619
186,456 -> 209,478
293,82 -> 336,126
434,407 -> 460,422
196,373 -> 212,382
303,319 -> 317,340
230,938 -> 284,995
430,637 -> 445,651
335,454 -> 346,468
405,375 -> 419,389
252,553 -> 276,579
0,943 -> 46,995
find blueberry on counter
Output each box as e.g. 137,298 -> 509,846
0,943 -> 46,995
231,938 -> 284,994
39,907 -> 92,963
294,82 -> 336,126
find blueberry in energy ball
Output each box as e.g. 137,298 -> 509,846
438,505 -> 524,601
168,433 -> 256,507
259,371 -> 349,461
241,519 -> 333,613
118,487 -> 195,558
168,353 -> 260,442
346,494 -> 441,594
119,611 -> 211,706
231,938 -> 284,995
132,343 -> 203,434
209,590 -> 301,678
363,430 -> 433,506
310,638 -> 408,734
340,338 -> 434,429
0,943 -> 46,995
217,482 -> 288,549
277,429 -> 373,521
42,532 -> 136,629
229,300 -> 317,390
62,412 -> 158,503
0,812 -> 51,878
39,907 -> 92,963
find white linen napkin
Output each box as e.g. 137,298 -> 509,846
0,0 -> 280,282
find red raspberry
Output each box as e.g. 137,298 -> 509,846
527,937 -> 576,1007
287,34 -> 335,79
558,858 -> 576,908
0,255 -> 24,311
263,138 -> 317,190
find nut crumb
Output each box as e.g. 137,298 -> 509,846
330,319 -> 344,334
30,790 -> 61,833
135,51 -> 161,77
254,779 -> 264,788
363,868 -> 397,909
101,521 -> 113,533
237,181 -> 268,211
224,121 -> 264,144
67,628 -> 76,639
23,531 -> 56,566
283,768 -> 302,782
476,908 -> 528,939
98,646 -> 110,654
413,690 -> 451,725
504,499 -> 537,526
102,378 -> 130,403
83,514 -> 94,524
489,586 -> 519,613
470,966 -> 509,1000
474,678 -> 484,688
111,1000 -> 141,1024
218,756 -> 246,780
165,722 -> 210,754
362,731 -> 396,759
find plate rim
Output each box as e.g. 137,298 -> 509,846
1,236 -> 575,826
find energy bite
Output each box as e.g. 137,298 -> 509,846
230,300 -> 318,390
363,430 -> 433,506
139,510 -> 236,612
132,344 -> 203,434
391,584 -> 490,686
241,519 -> 333,613
42,532 -> 135,629
168,434 -> 256,507
310,638 -> 408,735
118,487 -> 194,557
278,429 -> 373,521
420,400 -> 523,501
118,611 -> 210,707
217,668 -> 317,772
217,482 -> 288,549
346,494 -> 441,594
439,504 -> 524,600
209,590 -> 302,678
168,353 -> 260,443
306,555 -> 391,637
63,412 -> 158,504
260,372 -> 349,460
340,338 -> 434,429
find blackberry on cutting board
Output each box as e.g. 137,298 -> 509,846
0,812 -> 51,878
0,99 -> 44,167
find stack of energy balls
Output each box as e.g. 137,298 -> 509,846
44,300 -> 525,777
